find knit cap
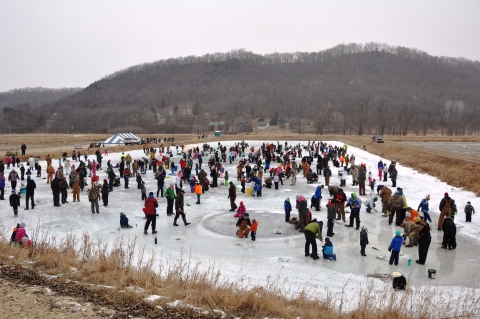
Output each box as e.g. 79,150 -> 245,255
395,230 -> 401,236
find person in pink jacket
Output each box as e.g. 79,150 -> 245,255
15,222 -> 28,244
234,201 -> 247,218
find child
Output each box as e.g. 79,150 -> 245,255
326,200 -> 336,236
251,219 -> 258,241
417,195 -> 432,222
10,223 -> 20,245
234,201 -> 246,218
369,178 -> 376,191
240,175 -> 245,193
136,174 -> 143,189
9,190 -> 20,217
36,163 -> 42,177
388,230 -> 403,266
284,198 -> 292,222
360,226 -> 369,256
322,237 -> 334,259
120,212 -> 133,228
20,164 -> 25,180
224,171 -> 229,186
464,201 -> 475,222
141,182 -> 146,200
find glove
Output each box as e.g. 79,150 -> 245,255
388,247 -> 392,252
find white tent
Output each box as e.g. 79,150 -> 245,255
103,133 -> 141,145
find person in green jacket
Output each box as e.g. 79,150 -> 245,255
164,184 -> 176,216
304,220 -> 323,260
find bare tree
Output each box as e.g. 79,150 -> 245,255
376,98 -> 387,135
357,96 -> 372,135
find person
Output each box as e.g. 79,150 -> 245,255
8,169 -> 19,190
304,220 -> 323,259
236,212 -> 251,238
174,190 -> 190,226
51,177 -> 61,207
312,185 -> 323,211
0,173 -> 5,200
323,166 -> 332,186
101,179 -> 109,206
326,199 -> 336,236
364,193 -> 377,213
334,188 -> 347,222
140,182 -> 147,200
250,219 -> 258,241
464,201 -> 475,222
228,181 -> 237,210
60,177 -> 69,204
20,164 -> 25,181
390,167 -> 398,188
15,222 -> 28,244
123,167 -> 130,189
417,195 -> 432,222
284,198 -> 292,222
322,237 -> 334,259
156,168 -> 166,197
21,143 -> 26,155
402,217 -> 418,247
46,164 -> 55,183
120,213 -> 132,228
415,217 -> 431,265
438,192 -> 454,230
9,189 -> 20,217
379,185 -> 392,217
297,195 -> 308,232
144,192 -> 159,233
87,183 -> 100,214
234,201 -> 246,218
165,184 -> 176,216
345,192 -> 362,229
10,223 -> 20,245
360,226 -> 369,256
388,190 -> 404,226
194,181 -> 202,204
357,164 -> 367,196
388,230 -> 404,266
441,216 -> 456,250
136,173 -> 143,189
25,176 -> 36,210
405,207 -> 419,222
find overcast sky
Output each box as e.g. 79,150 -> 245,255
1,0 -> 479,92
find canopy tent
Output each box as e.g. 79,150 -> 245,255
103,133 -> 141,145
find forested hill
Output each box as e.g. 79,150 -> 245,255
0,87 -> 82,109
4,43 -> 480,135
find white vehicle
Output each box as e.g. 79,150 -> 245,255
123,137 -> 141,145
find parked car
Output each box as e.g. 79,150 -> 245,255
74,144 -> 83,149
123,137 -> 141,145
372,135 -> 384,143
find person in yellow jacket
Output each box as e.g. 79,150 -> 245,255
46,165 -> 55,183
194,182 -> 202,204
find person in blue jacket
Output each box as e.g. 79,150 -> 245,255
322,237 -> 334,259
312,185 -> 324,211
388,230 -> 404,265
417,195 -> 432,222
284,198 -> 292,222
120,212 -> 132,228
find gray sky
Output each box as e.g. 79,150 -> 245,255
1,0 -> 479,92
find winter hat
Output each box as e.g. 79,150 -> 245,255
444,192 -> 449,197
395,230 -> 401,236
406,207 -> 412,211
149,192 -> 154,196
11,189 -> 16,193
120,212 -> 125,216
180,189 -> 185,194
243,213 -> 249,217
286,198 -> 290,202
351,192 -> 357,199
325,237 -> 331,244
27,176 -> 31,181
413,216 -> 421,223
240,201 -> 244,205
20,222 -> 26,228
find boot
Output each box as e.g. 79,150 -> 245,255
182,216 -> 190,226
143,230 -> 148,234
25,207 -> 29,210
173,223 -> 179,226
152,230 -> 157,234
173,217 -> 179,226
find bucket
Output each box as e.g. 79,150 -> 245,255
246,187 -> 252,196
428,269 -> 436,279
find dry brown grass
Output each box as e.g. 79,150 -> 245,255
0,223 -> 479,319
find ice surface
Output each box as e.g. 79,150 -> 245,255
1,140 -> 479,304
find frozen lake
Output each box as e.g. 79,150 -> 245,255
1,140 -> 479,303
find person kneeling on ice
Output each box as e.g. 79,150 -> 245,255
322,237 -> 334,260
388,230 -> 404,266
120,212 -> 133,228
364,193 -> 377,213
234,201 -> 246,218
236,213 -> 251,238
250,219 -> 258,241
304,220 -> 323,260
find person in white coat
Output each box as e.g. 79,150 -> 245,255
28,156 -> 35,171
364,193 -> 378,213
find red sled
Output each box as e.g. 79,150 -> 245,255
91,176 -> 99,183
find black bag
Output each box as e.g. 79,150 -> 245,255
393,275 -> 406,290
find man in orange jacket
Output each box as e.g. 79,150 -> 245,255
194,182 -> 202,204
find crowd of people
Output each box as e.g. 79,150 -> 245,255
0,139 -> 476,265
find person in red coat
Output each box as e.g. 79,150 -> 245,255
143,192 -> 158,234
